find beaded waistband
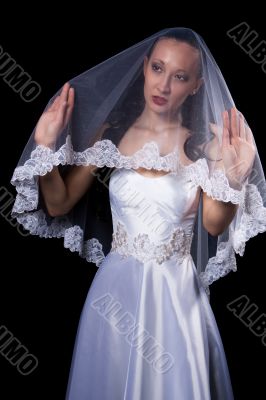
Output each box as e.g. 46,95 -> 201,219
110,220 -> 193,265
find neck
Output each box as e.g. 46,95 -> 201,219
135,105 -> 181,133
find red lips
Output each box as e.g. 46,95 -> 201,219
152,96 -> 168,106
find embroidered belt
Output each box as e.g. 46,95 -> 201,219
110,221 -> 193,265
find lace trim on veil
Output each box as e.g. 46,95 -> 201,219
199,183 -> 266,291
11,136 -> 266,284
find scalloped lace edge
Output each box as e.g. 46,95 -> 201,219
16,211 -> 106,267
10,137 -> 266,288
199,241 -> 237,292
11,135 -> 248,208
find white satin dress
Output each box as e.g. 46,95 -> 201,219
65,166 -> 234,399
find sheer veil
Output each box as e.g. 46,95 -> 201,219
11,27 -> 266,296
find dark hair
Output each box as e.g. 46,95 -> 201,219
104,28 -> 214,162
147,28 -> 202,78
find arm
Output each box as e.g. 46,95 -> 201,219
201,107 -> 255,236
39,164 -> 98,217
202,190 -> 238,236
35,82 -> 109,217
39,119 -> 109,217
201,142 -> 239,236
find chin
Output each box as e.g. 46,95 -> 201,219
152,104 -> 171,115
148,100 -> 168,112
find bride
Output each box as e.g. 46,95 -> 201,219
11,28 -> 265,399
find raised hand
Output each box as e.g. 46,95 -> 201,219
221,107 -> 256,190
34,82 -> 75,148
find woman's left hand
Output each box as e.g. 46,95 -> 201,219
221,107 -> 256,190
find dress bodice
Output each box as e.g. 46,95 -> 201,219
108,168 -> 201,264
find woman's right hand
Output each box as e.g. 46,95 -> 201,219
34,82 -> 75,147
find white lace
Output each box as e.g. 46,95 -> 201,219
232,184 -> 266,256
64,226 -> 105,267
16,211 -> 105,267
11,137 -> 266,287
12,136 -> 247,205
199,241 -> 237,290
110,220 -> 193,265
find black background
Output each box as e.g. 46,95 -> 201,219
1,7 -> 265,400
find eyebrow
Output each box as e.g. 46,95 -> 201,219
152,58 -> 187,73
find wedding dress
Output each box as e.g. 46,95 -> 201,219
11,26 -> 266,399
65,162 -> 234,399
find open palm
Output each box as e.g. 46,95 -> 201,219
34,82 -> 74,148
221,107 -> 256,189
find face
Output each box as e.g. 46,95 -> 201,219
143,38 -> 202,117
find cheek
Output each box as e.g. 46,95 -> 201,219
144,74 -> 156,97
143,81 -> 149,97
144,72 -> 155,88
172,84 -> 191,99
170,87 -> 191,107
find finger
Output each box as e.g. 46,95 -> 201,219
246,125 -> 255,147
222,112 -> 230,147
230,107 -> 239,139
222,126 -> 230,148
222,111 -> 230,144
55,99 -> 68,125
59,82 -> 71,104
223,110 -> 230,130
68,87 -> 75,106
65,87 -> 75,123
239,112 -> 246,140
47,96 -> 60,112
240,113 -> 255,147
49,82 -> 70,112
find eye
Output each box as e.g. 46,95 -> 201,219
151,63 -> 162,73
174,74 -> 187,81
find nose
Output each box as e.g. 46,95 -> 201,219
158,75 -> 171,94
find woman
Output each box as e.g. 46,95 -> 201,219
11,28 -> 266,399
